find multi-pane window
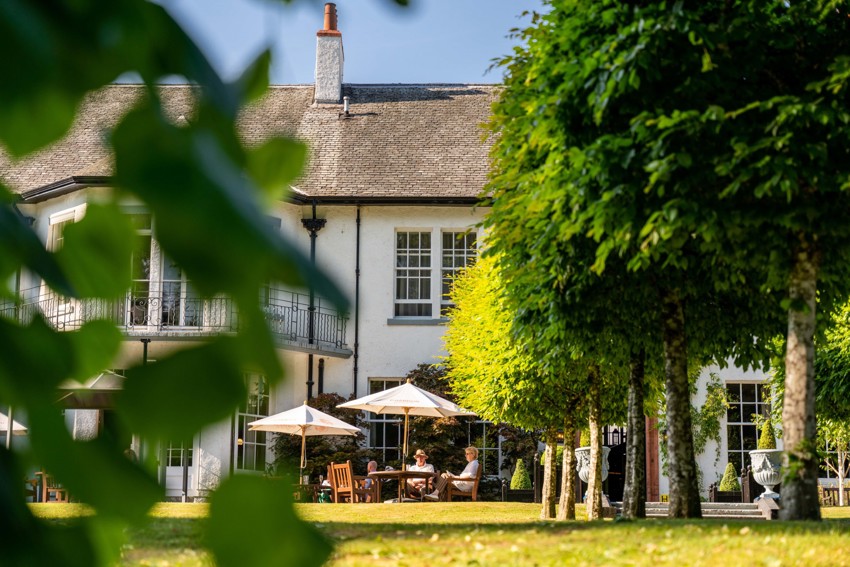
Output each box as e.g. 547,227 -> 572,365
48,219 -> 73,251
395,231 -> 432,317
367,378 -> 403,462
161,257 -> 201,327
166,440 -> 193,467
441,231 -> 477,315
129,214 -> 152,325
235,374 -> 270,472
726,382 -> 771,472
468,420 -> 498,475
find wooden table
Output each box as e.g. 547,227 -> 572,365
367,470 -> 437,503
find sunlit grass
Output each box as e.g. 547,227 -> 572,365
29,502 -> 850,566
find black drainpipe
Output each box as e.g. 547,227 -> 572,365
318,358 -> 325,395
301,201 -> 326,400
353,205 -> 361,397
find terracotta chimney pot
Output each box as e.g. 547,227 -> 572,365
318,3 -> 341,36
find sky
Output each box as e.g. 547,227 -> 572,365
162,0 -> 544,85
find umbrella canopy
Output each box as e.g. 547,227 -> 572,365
249,402 -> 359,475
57,370 -> 125,409
337,381 -> 475,468
0,410 -> 27,435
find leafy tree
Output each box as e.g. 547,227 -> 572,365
443,253 -> 589,519
510,459 -> 532,490
271,393 -> 373,480
487,0 -> 813,520
718,463 -> 741,493
818,419 -> 850,507
0,0 -> 396,563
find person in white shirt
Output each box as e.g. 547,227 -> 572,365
407,449 -> 435,498
424,446 -> 479,501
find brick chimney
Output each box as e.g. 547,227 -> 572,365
315,3 -> 344,104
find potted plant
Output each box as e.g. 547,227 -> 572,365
710,462 -> 743,503
574,429 -> 611,484
749,418 -> 782,500
504,459 -> 534,502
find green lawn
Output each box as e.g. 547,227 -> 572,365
31,502 -> 850,566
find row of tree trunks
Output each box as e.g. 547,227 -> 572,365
660,287 -> 702,518
557,423 -> 576,520
622,350 -> 647,519
780,234 -> 822,521
540,427 -> 558,520
586,367 -> 604,520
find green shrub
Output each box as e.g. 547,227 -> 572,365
579,429 -> 590,447
718,463 -> 741,492
510,459 -> 532,490
757,419 -> 777,450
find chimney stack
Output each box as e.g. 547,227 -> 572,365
315,3 -> 344,104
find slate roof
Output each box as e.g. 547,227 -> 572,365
0,84 -> 498,202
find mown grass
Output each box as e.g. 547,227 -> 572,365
30,502 -> 850,566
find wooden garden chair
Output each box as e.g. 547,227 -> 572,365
328,461 -> 370,503
446,466 -> 482,502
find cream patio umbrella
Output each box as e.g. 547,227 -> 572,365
337,380 -> 475,470
248,401 -> 360,481
0,410 -> 27,435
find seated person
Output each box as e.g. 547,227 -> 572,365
406,449 -> 435,498
361,460 -> 378,502
424,446 -> 479,501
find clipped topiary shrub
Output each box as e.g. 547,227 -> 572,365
757,419 -> 777,450
718,463 -> 741,492
510,459 -> 532,490
579,429 -> 590,447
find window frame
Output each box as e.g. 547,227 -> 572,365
234,374 -> 271,473
725,381 -> 771,473
366,378 -> 404,462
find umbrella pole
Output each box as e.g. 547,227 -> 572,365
5,406 -> 13,450
402,408 -> 410,471
300,427 -> 307,484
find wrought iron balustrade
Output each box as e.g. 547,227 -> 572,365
0,285 -> 348,353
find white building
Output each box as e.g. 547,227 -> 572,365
0,3 -> 779,501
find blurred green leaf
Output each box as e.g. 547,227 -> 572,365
0,447 -> 99,567
66,321 -> 124,383
0,317 -> 74,403
247,137 -> 306,203
26,403 -> 161,523
112,101 -> 347,310
234,49 -> 272,104
56,203 -> 134,298
117,338 -> 247,440
0,193 -> 74,297
207,475 -> 332,567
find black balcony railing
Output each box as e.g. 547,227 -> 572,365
0,285 -> 349,354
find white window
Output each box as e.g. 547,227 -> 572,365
161,257 -> 201,327
467,420 -> 498,475
394,231 -> 432,317
726,382 -> 770,473
128,213 -> 153,325
393,229 -> 478,318
166,440 -> 193,467
47,206 -> 86,252
441,231 -> 477,315
367,378 -> 403,462
235,374 -> 270,472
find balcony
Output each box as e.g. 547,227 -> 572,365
0,286 -> 351,358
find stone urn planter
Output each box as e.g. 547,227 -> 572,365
575,446 -> 611,484
749,449 -> 782,500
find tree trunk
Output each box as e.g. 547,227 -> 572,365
539,427 -> 558,520
660,287 -> 701,518
586,368 -> 603,520
780,233 -> 821,521
558,422 -> 576,520
839,449 -> 846,507
622,349 -> 647,519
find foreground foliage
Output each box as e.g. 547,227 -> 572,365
31,503 -> 850,567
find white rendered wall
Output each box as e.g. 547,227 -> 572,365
656,362 -> 774,498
